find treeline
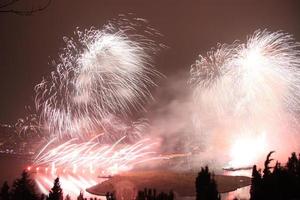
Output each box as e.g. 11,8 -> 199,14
105,167 -> 220,200
250,151 -> 300,200
2,152 -> 300,200
0,167 -> 220,200
0,171 -> 101,200
196,166 -> 220,200
0,170 -> 177,200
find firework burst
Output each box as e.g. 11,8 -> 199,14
35,18 -> 162,139
190,30 -> 300,167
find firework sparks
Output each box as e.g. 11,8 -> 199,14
34,173 -> 99,198
35,18 -> 162,139
1,106 -> 41,138
190,30 -> 300,168
98,116 -> 150,143
32,135 -> 161,175
29,18 -> 165,196
31,135 -> 163,197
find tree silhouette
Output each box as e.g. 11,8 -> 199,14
0,181 -> 10,200
250,165 -> 262,200
10,170 -> 38,200
262,151 -> 275,179
137,188 -> 174,200
286,152 -> 299,176
195,166 -> 220,200
77,192 -> 84,200
0,0 -> 51,16
250,152 -> 300,200
285,152 -> 300,199
47,177 -> 63,200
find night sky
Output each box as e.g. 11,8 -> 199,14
0,0 -> 300,123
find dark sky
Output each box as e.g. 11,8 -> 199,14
0,0 -> 299,123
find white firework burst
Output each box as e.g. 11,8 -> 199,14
190,30 -> 300,167
35,19 -> 162,139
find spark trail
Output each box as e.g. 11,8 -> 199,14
33,135 -> 162,175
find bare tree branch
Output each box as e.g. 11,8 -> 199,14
0,0 -> 51,16
0,0 -> 21,9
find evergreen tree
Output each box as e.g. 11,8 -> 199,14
262,151 -> 275,179
285,153 -> 300,199
47,178 -> 63,200
250,152 -> 300,200
156,191 -> 173,200
286,152 -> 299,176
195,166 -> 220,200
137,188 -> 173,200
77,192 -> 84,200
10,170 -> 38,200
250,165 -> 262,200
0,181 -> 10,200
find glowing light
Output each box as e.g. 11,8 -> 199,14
228,131 -> 267,168
34,173 -> 99,199
190,30 -> 300,167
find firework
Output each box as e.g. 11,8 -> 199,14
190,30 -> 300,167
35,18 -> 162,139
98,116 -> 149,143
0,106 -> 41,138
32,135 -> 162,175
34,173 -> 98,198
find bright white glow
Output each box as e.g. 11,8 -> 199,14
190,30 -> 300,167
34,173 -> 99,199
228,131 -> 267,167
